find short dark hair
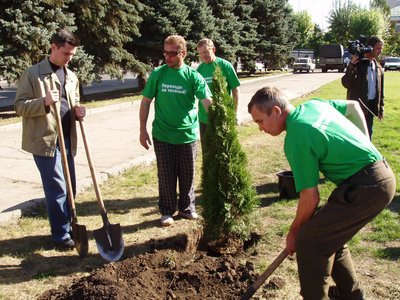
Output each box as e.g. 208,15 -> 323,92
367,35 -> 383,47
248,86 -> 288,115
51,28 -> 80,47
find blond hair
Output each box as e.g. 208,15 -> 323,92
197,38 -> 214,49
164,35 -> 187,52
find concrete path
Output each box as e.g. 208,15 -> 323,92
0,71 -> 343,224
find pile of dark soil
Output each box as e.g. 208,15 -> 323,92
39,250 -> 257,299
38,229 -> 265,299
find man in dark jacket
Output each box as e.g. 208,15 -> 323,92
342,35 -> 384,140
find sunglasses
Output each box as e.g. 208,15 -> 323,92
163,50 -> 182,57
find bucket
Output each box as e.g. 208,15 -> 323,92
276,170 -> 299,199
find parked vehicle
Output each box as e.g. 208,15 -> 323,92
293,57 -> 315,73
256,62 -> 264,72
320,44 -> 345,72
265,62 -> 288,71
383,57 -> 400,71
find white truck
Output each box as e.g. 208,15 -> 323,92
293,57 -> 315,73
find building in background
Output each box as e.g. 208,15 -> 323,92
388,0 -> 400,32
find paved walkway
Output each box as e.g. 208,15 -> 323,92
0,71 -> 343,224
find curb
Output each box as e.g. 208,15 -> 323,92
0,152 -> 156,226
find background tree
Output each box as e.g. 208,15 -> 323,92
201,67 -> 259,244
327,0 -> 359,45
129,0 -> 193,67
293,11 -> 314,49
252,0 -> 298,71
348,9 -> 388,41
369,0 -> 400,56
370,0 -> 391,17
207,0 -> 243,64
184,0 -> 218,63
308,24 -> 326,58
0,0 -> 79,83
67,0 -> 147,80
1,0 -> 301,84
233,0 -> 259,72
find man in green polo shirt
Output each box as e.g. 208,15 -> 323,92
248,86 -> 396,300
139,35 -> 212,226
196,38 -> 240,148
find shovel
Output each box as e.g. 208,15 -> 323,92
241,249 -> 288,300
78,119 -> 124,262
51,82 -> 88,257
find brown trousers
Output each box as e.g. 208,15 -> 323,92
296,159 -> 396,300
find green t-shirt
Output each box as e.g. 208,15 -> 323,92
142,64 -> 212,144
196,57 -> 240,124
284,99 -> 382,192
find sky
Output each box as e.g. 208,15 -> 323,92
288,0 -> 370,31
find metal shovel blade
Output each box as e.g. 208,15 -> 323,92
72,222 -> 89,258
93,222 -> 124,262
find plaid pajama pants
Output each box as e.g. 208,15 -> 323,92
153,138 -> 198,216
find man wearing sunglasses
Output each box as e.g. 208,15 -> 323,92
139,35 -> 212,226
196,38 -> 240,149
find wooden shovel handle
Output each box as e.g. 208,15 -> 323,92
50,80 -> 78,221
78,119 -> 107,215
241,249 -> 288,300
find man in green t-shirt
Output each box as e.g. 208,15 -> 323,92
248,86 -> 396,300
139,35 -> 212,227
196,38 -> 240,147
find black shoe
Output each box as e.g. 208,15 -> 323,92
54,238 -> 75,250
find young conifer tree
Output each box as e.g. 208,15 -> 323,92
201,66 -> 259,242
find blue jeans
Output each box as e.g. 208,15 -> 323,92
33,142 -> 76,242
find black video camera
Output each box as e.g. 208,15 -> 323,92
348,35 -> 373,59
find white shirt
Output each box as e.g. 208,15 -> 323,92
367,61 -> 377,100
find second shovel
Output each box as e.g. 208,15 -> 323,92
79,119 -> 124,262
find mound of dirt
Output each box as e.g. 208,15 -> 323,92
38,229 -> 261,299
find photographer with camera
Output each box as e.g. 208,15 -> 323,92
342,35 -> 384,140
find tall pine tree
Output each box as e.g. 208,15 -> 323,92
184,0 -> 217,63
201,67 -> 259,243
252,0 -> 298,70
68,0 -> 147,79
207,0 -> 243,64
129,0 -> 193,67
0,0 -> 77,82
234,0 -> 259,72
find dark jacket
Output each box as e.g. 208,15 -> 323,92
341,58 -> 384,118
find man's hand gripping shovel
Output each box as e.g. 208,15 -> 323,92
51,80 -> 89,257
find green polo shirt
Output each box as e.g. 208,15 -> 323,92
142,64 -> 212,144
284,99 -> 382,192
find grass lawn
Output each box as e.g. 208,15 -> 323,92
0,72 -> 398,299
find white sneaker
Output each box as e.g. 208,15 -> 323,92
178,211 -> 199,220
161,215 -> 174,226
